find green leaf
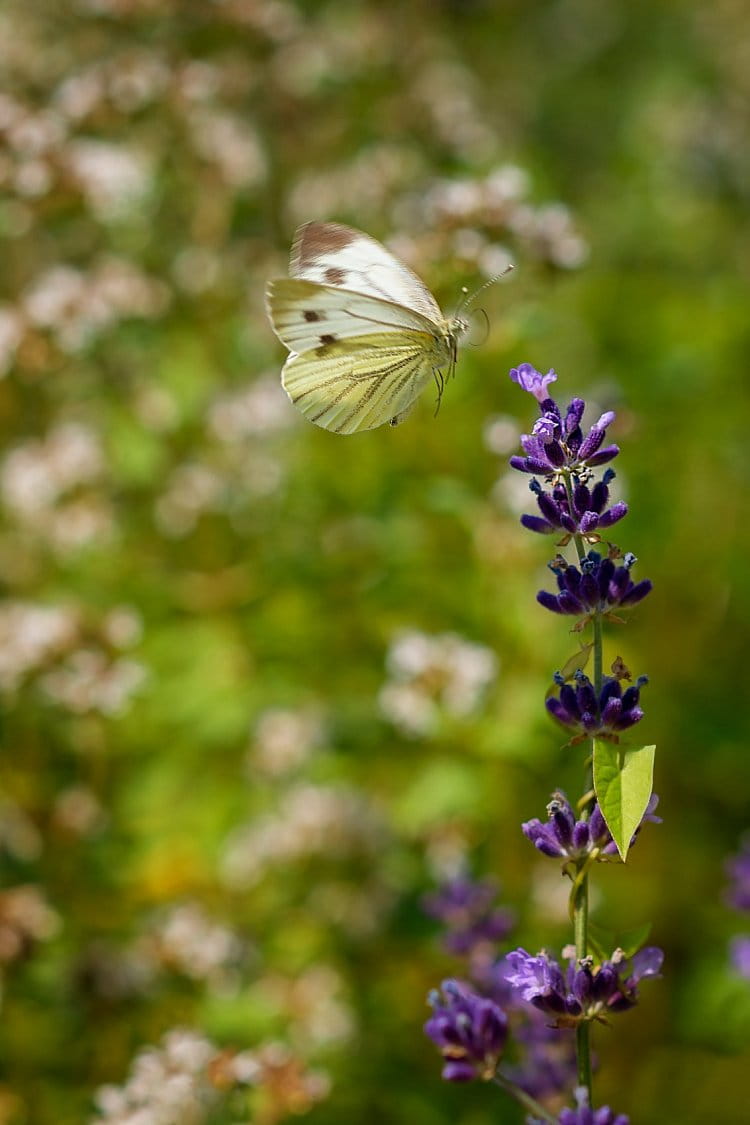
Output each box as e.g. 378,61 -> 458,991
558,642 -> 593,682
593,741 -> 656,861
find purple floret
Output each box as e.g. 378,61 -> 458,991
510,362 -> 558,402
424,979 -> 507,1081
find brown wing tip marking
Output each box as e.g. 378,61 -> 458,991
297,223 -> 356,269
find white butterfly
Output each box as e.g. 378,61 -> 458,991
266,221 -> 504,435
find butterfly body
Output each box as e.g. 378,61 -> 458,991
266,221 -> 469,434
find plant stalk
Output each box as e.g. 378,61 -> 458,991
561,474 -> 603,1101
492,1072 -> 558,1123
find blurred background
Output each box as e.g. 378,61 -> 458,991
1,0 -> 749,1122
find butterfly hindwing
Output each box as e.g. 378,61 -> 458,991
281,333 -> 437,435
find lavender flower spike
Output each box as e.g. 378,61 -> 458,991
537,550 -> 652,622
510,362 -> 558,402
546,671 -> 647,742
522,790 -> 661,862
424,980 -> 507,1081
422,876 -> 515,956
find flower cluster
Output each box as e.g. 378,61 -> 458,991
529,1086 -> 630,1125
537,550 -> 652,623
92,1030 -> 330,1125
521,474 -> 627,541
424,980 -> 507,1081
522,791 -> 661,862
502,946 -> 663,1027
546,671 -> 647,742
378,629 -> 497,737
509,366 -> 620,476
422,876 -> 515,957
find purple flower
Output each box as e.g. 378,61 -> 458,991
509,383 -> 619,478
520,474 -> 627,541
502,946 -> 663,1027
729,935 -> 750,979
423,876 -> 515,956
537,550 -> 652,622
522,790 -> 661,862
725,840 -> 750,912
509,363 -> 558,402
546,671 -> 647,743
424,979 -> 507,1081
508,1015 -> 577,1102
530,1086 -> 630,1125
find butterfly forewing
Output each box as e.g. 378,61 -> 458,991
267,278 -> 439,354
290,221 -> 444,324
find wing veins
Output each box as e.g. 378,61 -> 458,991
289,347 -> 421,403
306,351 -> 422,422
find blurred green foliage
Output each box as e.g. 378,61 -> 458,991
1,0 -> 749,1122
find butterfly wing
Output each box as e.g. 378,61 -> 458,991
280,333 -> 438,435
290,221 -> 444,324
266,278 -> 440,352
267,278 -> 451,434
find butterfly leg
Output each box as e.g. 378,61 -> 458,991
433,369 -> 445,417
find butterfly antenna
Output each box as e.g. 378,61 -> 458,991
468,307 -> 490,347
456,263 -> 515,316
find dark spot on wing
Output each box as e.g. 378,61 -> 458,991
320,333 -> 336,345
325,267 -> 346,285
303,310 -> 321,322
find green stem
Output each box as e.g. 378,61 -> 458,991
562,471 -> 605,1102
492,1072 -> 558,1123
576,1022 -> 592,1094
592,612 -> 603,693
573,842 -> 591,1093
